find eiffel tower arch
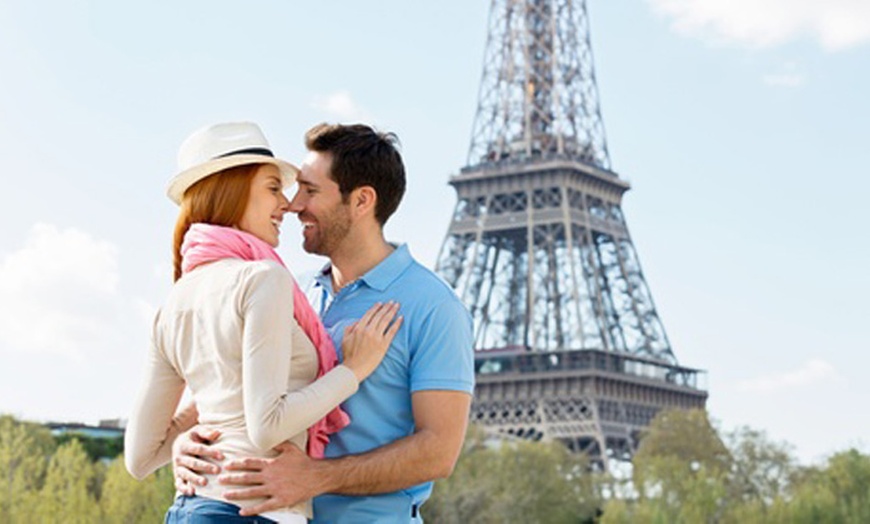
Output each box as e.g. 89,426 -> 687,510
436,0 -> 707,469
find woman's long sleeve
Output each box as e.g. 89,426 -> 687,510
124,314 -> 196,479
240,266 -> 358,451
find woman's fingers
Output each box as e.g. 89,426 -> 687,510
371,302 -> 400,335
348,301 -> 401,341
385,315 -> 403,339
358,302 -> 384,328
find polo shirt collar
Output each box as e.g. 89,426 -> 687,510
314,243 -> 413,293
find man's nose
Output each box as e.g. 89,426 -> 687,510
288,191 -> 303,213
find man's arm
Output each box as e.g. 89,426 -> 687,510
221,389 -> 471,516
321,389 -> 470,493
171,425 -> 224,494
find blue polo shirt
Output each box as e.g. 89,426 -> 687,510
309,244 -> 474,523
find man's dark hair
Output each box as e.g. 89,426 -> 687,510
305,123 -> 406,225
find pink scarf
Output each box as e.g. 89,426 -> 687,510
180,223 -> 349,458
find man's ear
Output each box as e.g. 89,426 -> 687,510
350,185 -> 377,219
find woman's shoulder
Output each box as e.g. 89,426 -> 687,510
233,259 -> 294,291
195,257 -> 285,276
234,258 -> 286,274
179,258 -> 292,293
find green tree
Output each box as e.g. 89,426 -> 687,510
426,425 -> 601,523
35,439 -> 99,524
599,411 -> 870,523
100,456 -> 176,523
602,408 -> 732,523
0,414 -> 57,522
425,426 -> 494,521
775,449 -> 870,523
722,426 -> 796,522
54,433 -> 124,461
632,409 -> 731,478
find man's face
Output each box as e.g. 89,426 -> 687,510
289,151 -> 352,256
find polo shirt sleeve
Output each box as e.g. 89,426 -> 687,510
408,296 -> 475,394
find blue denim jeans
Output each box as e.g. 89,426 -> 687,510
165,495 -> 279,523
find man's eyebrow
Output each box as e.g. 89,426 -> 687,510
296,177 -> 318,187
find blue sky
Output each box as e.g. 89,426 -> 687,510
1,0 -> 868,465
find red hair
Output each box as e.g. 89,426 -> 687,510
172,164 -> 260,281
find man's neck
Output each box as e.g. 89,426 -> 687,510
329,233 -> 394,292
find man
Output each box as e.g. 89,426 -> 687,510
172,123 -> 475,522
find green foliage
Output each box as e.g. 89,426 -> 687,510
624,408 -> 731,523
773,449 -> 870,524
35,439 -> 99,523
100,457 -> 176,523
425,425 -> 602,523
601,409 -> 870,524
722,425 -> 797,522
632,408 -> 731,481
1,413 -> 868,522
428,414 -> 870,523
0,414 -> 58,522
54,433 -> 124,461
0,415 -> 176,523
603,454 -> 729,524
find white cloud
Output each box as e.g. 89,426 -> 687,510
0,223 -> 121,358
647,0 -> 870,51
310,90 -> 373,122
736,359 -> 840,393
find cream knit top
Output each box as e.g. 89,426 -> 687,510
125,259 -> 358,520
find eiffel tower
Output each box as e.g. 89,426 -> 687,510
435,0 -> 707,468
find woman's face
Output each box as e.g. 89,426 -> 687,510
237,164 -> 290,247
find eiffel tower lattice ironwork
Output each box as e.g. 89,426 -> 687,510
435,0 -> 707,468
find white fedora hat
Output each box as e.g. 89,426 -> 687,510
167,121 -> 299,205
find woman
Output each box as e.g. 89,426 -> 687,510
124,122 -> 401,523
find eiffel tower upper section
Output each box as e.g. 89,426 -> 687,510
438,0 -> 687,368
467,0 -> 610,170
